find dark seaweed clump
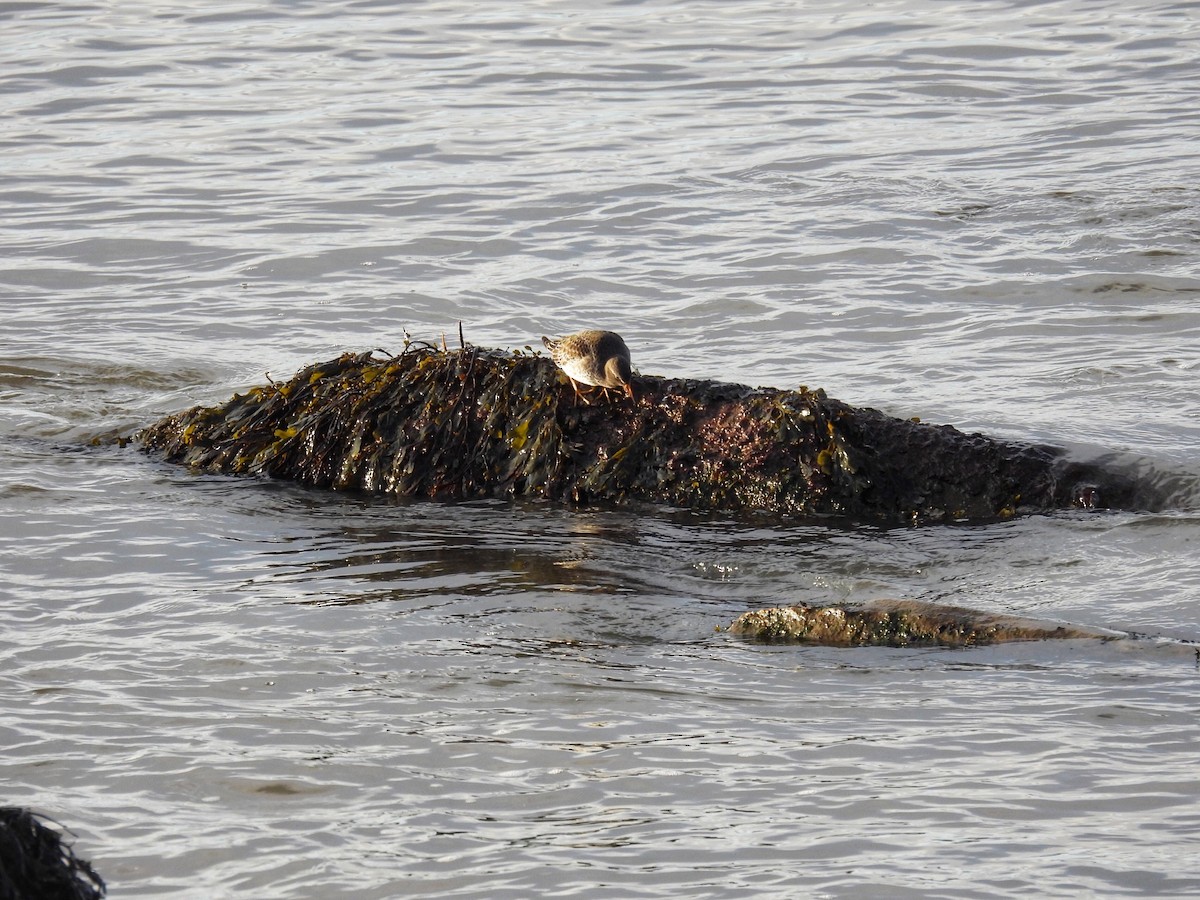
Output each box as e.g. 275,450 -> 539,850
138,344 -> 1133,523
0,807 -> 106,900
138,345 -> 835,513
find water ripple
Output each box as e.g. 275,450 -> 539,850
3,1 -> 1200,896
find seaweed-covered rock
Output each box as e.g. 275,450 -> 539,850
138,345 -> 1135,522
728,600 -> 1119,647
0,807 -> 106,900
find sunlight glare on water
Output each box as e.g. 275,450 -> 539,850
2,1 -> 1199,897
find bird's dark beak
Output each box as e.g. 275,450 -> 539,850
624,381 -> 635,400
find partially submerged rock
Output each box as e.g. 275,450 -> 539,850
0,806 -> 106,900
138,344 -> 1136,523
728,599 -> 1120,647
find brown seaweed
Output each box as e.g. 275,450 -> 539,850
137,345 -> 1136,523
727,600 -> 1119,648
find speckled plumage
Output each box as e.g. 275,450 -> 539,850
541,330 -> 634,403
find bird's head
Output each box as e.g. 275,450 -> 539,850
605,355 -> 635,398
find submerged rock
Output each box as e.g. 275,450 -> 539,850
728,599 -> 1119,647
138,345 -> 1136,523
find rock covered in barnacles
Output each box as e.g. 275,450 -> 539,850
728,599 -> 1119,647
137,345 -> 1138,523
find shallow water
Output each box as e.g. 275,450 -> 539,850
3,1 -> 1200,897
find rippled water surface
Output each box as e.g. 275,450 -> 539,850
3,1 -> 1200,897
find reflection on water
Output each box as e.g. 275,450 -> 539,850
2,0 -> 1200,896
3,434 -> 1200,896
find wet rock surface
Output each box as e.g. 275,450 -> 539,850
138,346 -> 1137,523
728,599 -> 1120,647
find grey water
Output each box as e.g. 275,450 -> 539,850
3,1 -> 1200,897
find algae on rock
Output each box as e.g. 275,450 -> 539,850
728,600 -> 1119,648
139,345 -> 1134,523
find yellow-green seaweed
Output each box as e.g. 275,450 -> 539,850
137,345 -> 1135,522
728,600 -> 1121,647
